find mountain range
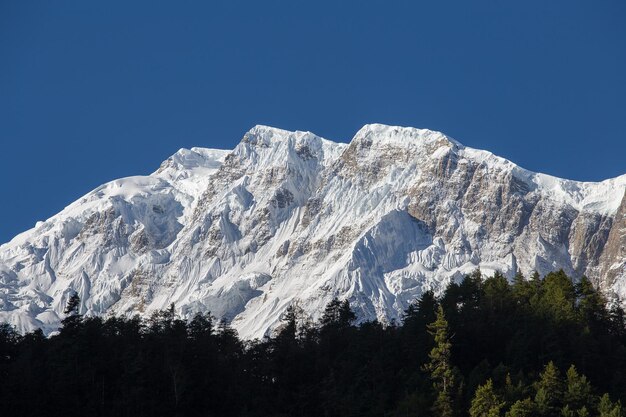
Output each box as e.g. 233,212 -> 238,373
1,124 -> 624,338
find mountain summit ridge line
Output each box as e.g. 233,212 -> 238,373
1,124 -> 624,338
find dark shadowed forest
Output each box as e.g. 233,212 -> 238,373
1,269 -> 625,417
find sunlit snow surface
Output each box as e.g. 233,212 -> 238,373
1,124 -> 624,338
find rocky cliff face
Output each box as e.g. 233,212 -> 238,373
600,192 -> 626,293
1,124 -> 624,338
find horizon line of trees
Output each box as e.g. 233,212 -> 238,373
1,269 -> 625,416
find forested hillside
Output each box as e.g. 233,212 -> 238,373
1,269 -> 625,416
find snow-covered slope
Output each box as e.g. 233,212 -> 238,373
1,124 -> 624,338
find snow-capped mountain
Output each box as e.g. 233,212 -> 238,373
1,124 -> 625,338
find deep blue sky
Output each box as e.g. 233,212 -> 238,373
1,1 -> 625,244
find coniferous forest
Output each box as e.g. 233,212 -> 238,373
1,270 -> 626,417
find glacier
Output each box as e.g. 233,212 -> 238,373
0,124 -> 624,338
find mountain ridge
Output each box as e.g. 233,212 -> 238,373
1,124 -> 624,338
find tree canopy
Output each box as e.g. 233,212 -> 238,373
0,269 -> 624,417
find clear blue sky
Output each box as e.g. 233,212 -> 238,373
1,1 -> 625,244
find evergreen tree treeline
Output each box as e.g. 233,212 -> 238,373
0,270 -> 625,417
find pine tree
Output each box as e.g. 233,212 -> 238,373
503,373 -> 528,406
187,312 -> 214,339
64,292 -> 80,316
608,302 -> 626,338
598,394 -> 623,417
561,405 -> 590,417
423,305 -> 457,417
530,271 -> 542,289
470,379 -> 505,417
277,304 -> 299,341
562,365 -> 592,413
576,276 -> 607,324
505,398 -> 535,417
0,323 -> 18,368
534,362 -> 563,417
319,297 -> 356,330
577,406 -> 589,417
61,291 -> 82,331
403,290 -> 437,330
538,271 -> 577,323
469,267 -> 483,284
483,272 -> 511,311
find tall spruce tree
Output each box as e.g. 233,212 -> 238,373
60,291 -> 82,331
562,365 -> 592,414
598,394 -> 623,417
64,292 -> 80,316
505,398 -> 535,417
534,361 -> 563,417
423,305 -> 458,417
320,297 -> 356,329
470,379 -> 505,417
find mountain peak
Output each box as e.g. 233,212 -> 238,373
0,124 -> 624,338
240,125 -> 328,150
350,123 -> 463,150
246,124 -> 293,137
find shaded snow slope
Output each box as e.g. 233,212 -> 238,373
0,124 -> 624,338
